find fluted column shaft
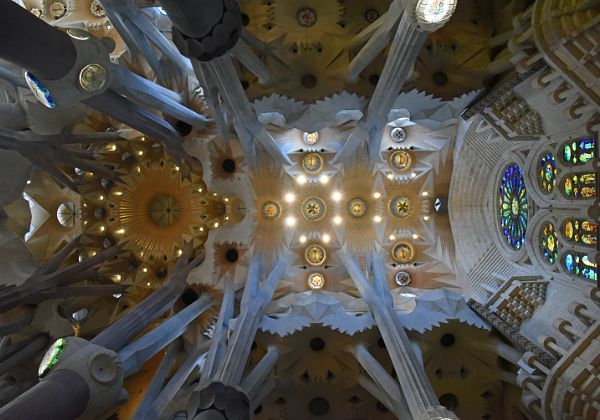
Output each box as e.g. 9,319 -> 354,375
0,370 -> 89,420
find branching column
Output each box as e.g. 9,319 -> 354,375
192,256 -> 291,419
340,252 -> 457,420
335,12 -> 428,163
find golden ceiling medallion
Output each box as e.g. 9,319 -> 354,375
111,161 -> 211,262
302,153 -> 324,174
347,198 -> 367,218
305,244 -> 327,266
308,272 -> 325,289
391,241 -> 415,264
301,196 -> 327,221
261,200 -> 281,220
389,196 -> 412,218
389,150 -> 412,171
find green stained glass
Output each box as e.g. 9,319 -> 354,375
562,137 -> 596,165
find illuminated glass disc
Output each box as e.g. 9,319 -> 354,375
308,273 -> 325,289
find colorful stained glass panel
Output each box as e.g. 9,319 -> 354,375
562,137 -> 596,165
539,222 -> 558,264
537,152 -> 557,193
562,219 -> 598,247
562,172 -> 597,199
563,252 -> 597,282
498,164 -> 528,250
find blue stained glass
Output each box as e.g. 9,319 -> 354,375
498,164 -> 528,250
563,252 -> 597,282
562,137 -> 596,165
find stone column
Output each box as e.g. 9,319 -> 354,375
92,247 -> 203,351
340,252 -> 457,420
191,256 -> 291,418
240,345 -> 280,400
213,256 -> 290,385
0,247 -> 202,419
335,13 -> 428,163
353,343 -> 410,419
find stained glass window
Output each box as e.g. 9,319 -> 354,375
537,152 -> 557,193
562,172 -> 597,199
563,252 -> 597,282
562,137 -> 596,165
539,222 -> 558,264
498,164 -> 528,250
561,219 -> 598,247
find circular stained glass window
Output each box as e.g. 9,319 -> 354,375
261,200 -> 281,220
389,196 -> 412,218
347,198 -> 367,218
308,273 -> 325,289
25,72 -> 56,109
391,242 -> 414,264
302,153 -> 323,174
296,7 -> 317,27
305,245 -> 326,266
539,222 -> 558,264
302,197 -> 327,221
395,271 -> 412,286
498,163 -> 528,250
389,150 -> 412,171
538,152 -> 557,194
303,132 -> 319,145
38,338 -> 66,378
390,127 -> 406,143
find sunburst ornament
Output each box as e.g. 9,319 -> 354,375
109,160 -> 219,262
